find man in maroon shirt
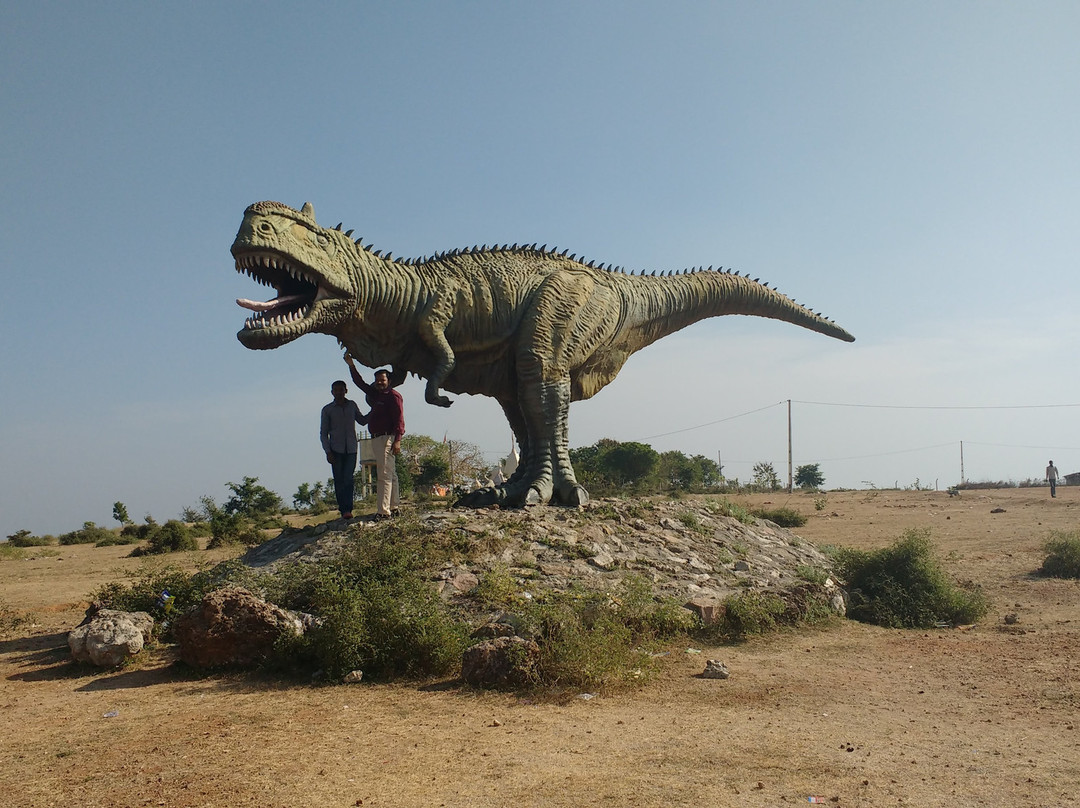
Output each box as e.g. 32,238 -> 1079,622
344,353 -> 405,519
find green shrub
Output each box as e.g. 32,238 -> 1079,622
751,506 -> 807,527
1040,531 -> 1080,578
90,562 -> 247,635
505,576 -> 694,690
719,591 -> 786,638
796,564 -> 828,585
58,522 -> 114,545
138,520 -> 199,555
205,510 -> 265,548
694,583 -> 838,644
263,517 -> 469,681
831,528 -> 989,628
473,564 -> 518,608
290,577 -> 466,681
6,529 -> 53,547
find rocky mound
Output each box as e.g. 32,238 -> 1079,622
241,498 -> 844,613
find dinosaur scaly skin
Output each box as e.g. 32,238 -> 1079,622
232,201 -> 854,507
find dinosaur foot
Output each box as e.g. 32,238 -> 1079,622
454,479 -> 588,509
454,486 -> 503,509
453,484 -> 542,508
554,482 -> 589,507
454,475 -> 552,509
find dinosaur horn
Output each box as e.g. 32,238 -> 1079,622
301,202 -> 315,218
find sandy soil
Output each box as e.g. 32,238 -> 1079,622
2,487 -> 1078,807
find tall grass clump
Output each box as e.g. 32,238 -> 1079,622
470,572 -> 694,690
707,497 -> 754,524
695,584 -> 839,644
1039,530 -> 1080,578
750,506 -> 807,527
831,528 -> 988,628
508,576 -> 694,690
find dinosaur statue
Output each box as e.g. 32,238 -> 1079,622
232,201 -> 854,507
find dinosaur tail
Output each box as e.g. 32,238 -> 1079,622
626,270 -> 855,344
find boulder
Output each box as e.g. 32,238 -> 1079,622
173,587 -> 307,668
462,635 -> 540,687
702,659 -> 730,679
69,609 -> 154,667
684,597 -> 724,626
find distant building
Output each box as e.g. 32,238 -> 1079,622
1063,472 -> 1080,487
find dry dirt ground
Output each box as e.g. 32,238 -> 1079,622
2,487 -> 1078,807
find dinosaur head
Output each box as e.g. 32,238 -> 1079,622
232,201 -> 358,349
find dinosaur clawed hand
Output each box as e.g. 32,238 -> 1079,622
425,391 -> 453,408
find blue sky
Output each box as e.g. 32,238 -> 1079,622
3,2 -> 1078,538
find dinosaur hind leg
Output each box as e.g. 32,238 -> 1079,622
455,398 -> 532,508
502,361 -> 585,507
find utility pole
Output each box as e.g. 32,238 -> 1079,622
960,440 -> 965,484
787,399 -> 793,494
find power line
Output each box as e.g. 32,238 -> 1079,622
793,400 -> 1080,411
811,442 -> 956,462
640,401 -> 784,440
964,440 -> 1080,452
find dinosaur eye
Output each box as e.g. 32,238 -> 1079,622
316,233 -> 329,247
258,221 -> 273,233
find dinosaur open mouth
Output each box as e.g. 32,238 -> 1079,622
235,251 -> 325,333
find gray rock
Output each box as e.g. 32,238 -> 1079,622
702,659 -> 730,679
69,609 -> 153,667
589,550 -> 617,570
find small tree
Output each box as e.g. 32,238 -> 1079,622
112,501 -> 131,526
224,477 -> 282,519
293,482 -> 316,511
656,450 -> 700,491
603,441 -> 659,489
752,461 -> 781,491
795,463 -> 825,490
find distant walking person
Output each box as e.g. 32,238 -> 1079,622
320,380 -> 367,519
344,354 -> 405,519
1046,460 -> 1059,498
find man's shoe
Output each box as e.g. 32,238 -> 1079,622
372,512 -> 391,521
343,512 -> 353,519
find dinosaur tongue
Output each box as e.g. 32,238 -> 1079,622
236,294 -> 308,313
